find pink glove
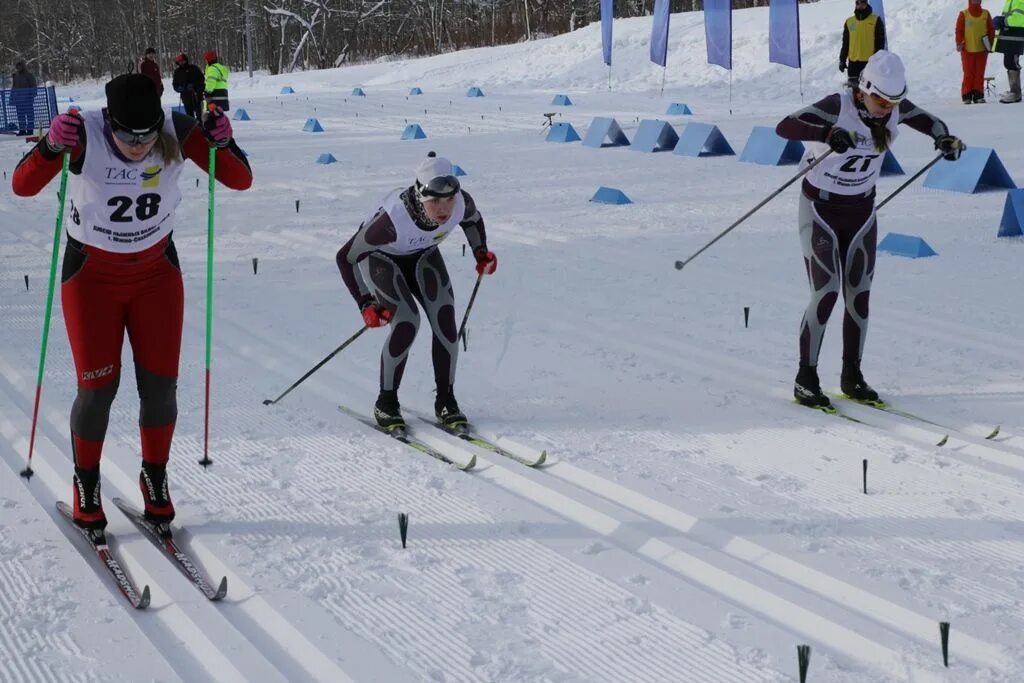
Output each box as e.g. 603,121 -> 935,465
46,111 -> 83,151
202,105 -> 232,147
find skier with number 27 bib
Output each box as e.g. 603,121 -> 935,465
12,74 -> 252,530
775,51 -> 963,409
336,152 -> 497,431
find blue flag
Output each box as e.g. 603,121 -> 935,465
872,0 -> 887,47
650,0 -> 671,67
769,0 -> 801,69
601,0 -> 613,66
704,0 -> 732,70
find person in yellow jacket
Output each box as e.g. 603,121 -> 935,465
957,0 -> 996,103
203,50 -> 230,111
994,0 -> 1024,102
840,0 -> 887,88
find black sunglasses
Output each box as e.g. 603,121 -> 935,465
419,175 -> 460,199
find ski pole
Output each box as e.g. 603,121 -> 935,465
262,326 -> 368,406
457,273 -> 484,345
21,152 -> 70,481
674,150 -> 834,272
200,145 -> 216,468
876,152 -> 944,210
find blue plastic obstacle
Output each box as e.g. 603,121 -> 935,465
452,164 -> 467,177
546,121 -> 581,143
352,87 -> 366,96
878,233 -> 937,258
631,119 -> 678,153
998,188 -> 1024,237
171,104 -> 186,114
739,126 -> 804,165
880,150 -> 904,176
582,117 -> 630,149
401,123 -> 427,140
673,122 -> 735,158
923,147 -> 1016,194
233,108 -> 251,121
316,153 -> 337,164
280,86 -> 295,94
409,87 -> 423,95
303,118 -> 324,133
552,94 -> 573,106
467,86 -> 485,97
666,103 -> 693,115
591,187 -> 632,205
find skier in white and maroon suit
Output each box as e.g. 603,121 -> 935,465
776,51 -> 964,409
336,153 -> 497,431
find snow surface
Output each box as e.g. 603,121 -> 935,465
2,0 -> 1023,681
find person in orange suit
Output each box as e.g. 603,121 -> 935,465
957,0 -> 997,103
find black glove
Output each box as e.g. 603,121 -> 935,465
826,127 -> 856,154
935,135 -> 964,161
839,60 -> 847,73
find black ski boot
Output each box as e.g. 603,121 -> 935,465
841,362 -> 880,403
435,386 -> 468,429
794,365 -> 831,408
140,462 -> 175,530
73,466 -> 107,531
374,390 -> 405,431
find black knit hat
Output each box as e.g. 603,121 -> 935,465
105,73 -> 164,133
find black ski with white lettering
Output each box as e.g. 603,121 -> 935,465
112,497 -> 227,601
338,405 -> 476,470
57,501 -> 151,609
417,416 -> 547,467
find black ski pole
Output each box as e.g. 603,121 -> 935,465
675,150 -> 834,272
457,273 -> 484,345
262,326 -> 367,406
876,153 -> 945,210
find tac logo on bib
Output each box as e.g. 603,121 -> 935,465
141,166 -> 162,188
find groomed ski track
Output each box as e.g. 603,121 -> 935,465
3,2 -> 1024,677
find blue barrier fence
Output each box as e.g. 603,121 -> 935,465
0,85 -> 58,135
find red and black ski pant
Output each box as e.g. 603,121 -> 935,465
61,235 -> 184,471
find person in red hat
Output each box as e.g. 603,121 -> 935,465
956,0 -> 996,103
11,73 -> 252,532
172,53 -> 205,118
203,50 -> 230,111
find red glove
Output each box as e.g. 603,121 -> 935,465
361,303 -> 393,328
475,249 -> 497,275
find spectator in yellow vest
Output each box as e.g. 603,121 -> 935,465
203,50 -> 230,111
957,0 -> 996,103
840,0 -> 887,88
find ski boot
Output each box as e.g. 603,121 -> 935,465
73,466 -> 108,531
841,362 -> 880,403
435,386 -> 468,430
140,462 -> 175,532
374,390 -> 406,432
794,365 -> 831,409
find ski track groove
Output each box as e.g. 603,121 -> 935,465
543,313 -> 1024,483
210,295 -> 1019,678
0,359 -> 361,683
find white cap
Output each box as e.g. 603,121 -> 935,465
415,152 -> 460,199
859,50 -> 908,102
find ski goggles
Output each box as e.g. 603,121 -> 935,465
110,116 -> 162,146
418,175 -> 460,199
867,92 -> 900,110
